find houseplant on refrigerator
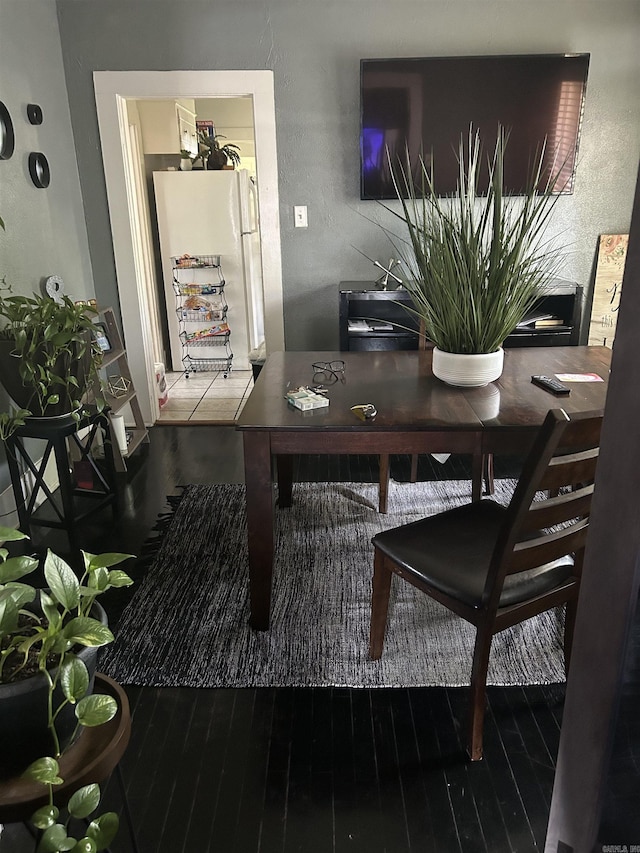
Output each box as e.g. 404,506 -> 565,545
0,525 -> 134,850
383,126 -> 566,386
179,149 -> 194,171
198,132 -> 241,170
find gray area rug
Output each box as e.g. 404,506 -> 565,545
101,480 -> 566,688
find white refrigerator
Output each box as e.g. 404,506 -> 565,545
153,169 -> 265,372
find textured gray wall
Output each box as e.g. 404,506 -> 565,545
53,0 -> 640,351
0,0 -> 94,496
0,1 -> 94,301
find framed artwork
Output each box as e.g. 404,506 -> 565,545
587,234 -> 629,348
196,119 -> 215,141
93,323 -> 112,353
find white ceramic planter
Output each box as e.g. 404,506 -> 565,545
432,346 -> 504,387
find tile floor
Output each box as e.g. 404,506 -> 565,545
156,369 -> 254,424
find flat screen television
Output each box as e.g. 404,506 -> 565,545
360,53 -> 590,199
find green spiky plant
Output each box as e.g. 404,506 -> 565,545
0,526 -> 134,851
381,127 -> 567,354
198,131 -> 241,169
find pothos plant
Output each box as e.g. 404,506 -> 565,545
0,282 -> 107,441
0,526 -> 134,851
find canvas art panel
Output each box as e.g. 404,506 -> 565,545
588,234 -> 629,348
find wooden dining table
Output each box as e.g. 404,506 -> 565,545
236,346 -> 611,629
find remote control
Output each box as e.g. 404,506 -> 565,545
531,375 -> 571,395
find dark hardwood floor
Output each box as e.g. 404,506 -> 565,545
1,425 -> 638,852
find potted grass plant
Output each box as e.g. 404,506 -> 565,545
0,526 -> 134,850
382,126 -> 566,386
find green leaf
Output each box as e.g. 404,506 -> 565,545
0,592 -> 19,634
44,551 -> 80,611
69,839 -> 97,853
67,784 -> 101,819
0,525 -> 30,543
62,616 -> 113,647
1,581 -> 37,610
78,585 -> 99,598
75,693 -> 117,727
85,552 -> 135,571
30,804 -> 60,829
106,569 -> 134,588
36,823 -> 75,853
22,757 -> 62,786
87,566 -> 109,591
41,591 -> 63,631
50,632 -> 72,655
60,656 -> 90,703
0,553 -> 39,583
86,812 -> 119,848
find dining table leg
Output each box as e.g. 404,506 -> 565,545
276,454 -> 294,507
243,431 -> 275,630
471,442 -> 484,503
378,453 -> 390,513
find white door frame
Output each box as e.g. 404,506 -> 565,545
93,70 -> 284,424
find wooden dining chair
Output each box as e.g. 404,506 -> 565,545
369,407 -> 603,760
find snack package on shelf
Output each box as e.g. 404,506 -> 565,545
184,323 -> 230,341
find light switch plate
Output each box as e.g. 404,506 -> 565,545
294,205 -> 308,228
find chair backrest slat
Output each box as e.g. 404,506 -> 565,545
519,485 -> 594,533
510,520 -> 590,573
538,449 -> 599,493
484,408 -> 603,606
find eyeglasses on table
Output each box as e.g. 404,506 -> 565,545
311,360 -> 346,383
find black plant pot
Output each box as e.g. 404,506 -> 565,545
0,335 -> 93,418
0,599 -> 107,779
207,149 -> 228,170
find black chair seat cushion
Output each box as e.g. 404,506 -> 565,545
372,499 -> 574,609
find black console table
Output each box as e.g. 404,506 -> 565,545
339,279 -> 583,351
4,408 -> 118,550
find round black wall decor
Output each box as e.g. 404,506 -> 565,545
0,101 -> 15,160
28,152 -> 50,188
27,103 -> 43,125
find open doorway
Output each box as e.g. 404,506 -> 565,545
94,71 -> 284,425
135,95 -> 262,423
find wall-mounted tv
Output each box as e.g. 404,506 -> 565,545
360,53 -> 590,199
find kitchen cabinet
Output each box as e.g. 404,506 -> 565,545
138,99 -> 197,154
